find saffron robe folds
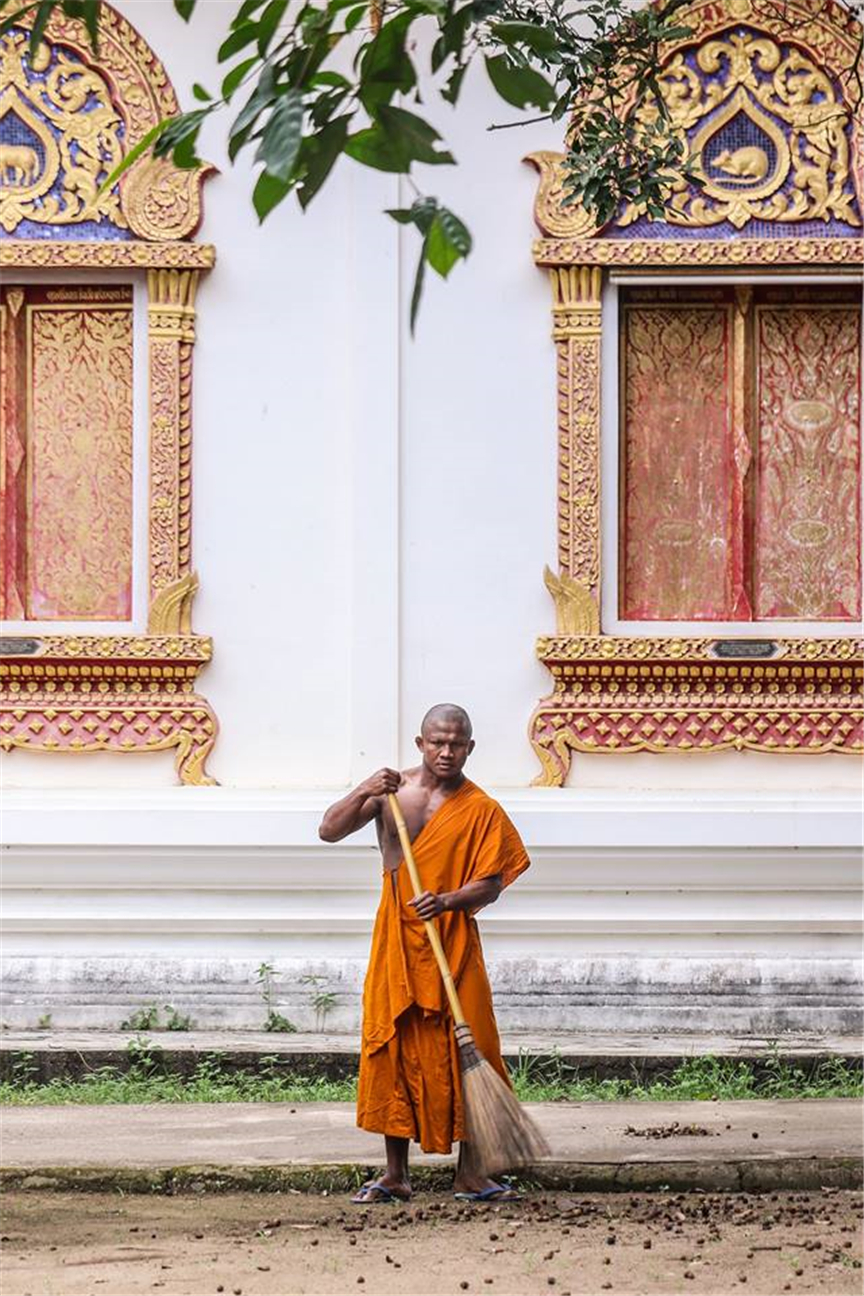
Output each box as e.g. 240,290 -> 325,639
356,780 -> 530,1154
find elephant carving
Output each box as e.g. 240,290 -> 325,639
0,143 -> 40,186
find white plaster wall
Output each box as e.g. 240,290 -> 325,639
1,5 -> 862,1034
2,3 -> 860,794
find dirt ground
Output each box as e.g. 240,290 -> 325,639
0,1189 -> 861,1296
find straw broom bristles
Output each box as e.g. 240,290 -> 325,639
454,1023 -> 551,1177
386,793 -> 551,1180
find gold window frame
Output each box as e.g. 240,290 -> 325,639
526,0 -> 863,786
0,5 -> 218,784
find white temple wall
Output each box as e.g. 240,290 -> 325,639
1,2 -> 861,1033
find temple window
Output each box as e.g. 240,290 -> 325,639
610,283 -> 861,628
1,281 -> 143,626
0,6 -> 218,785
527,0 -> 862,787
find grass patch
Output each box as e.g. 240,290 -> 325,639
507,1051 -> 863,1103
0,1046 -> 860,1106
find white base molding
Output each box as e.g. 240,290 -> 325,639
2,788 -> 861,1035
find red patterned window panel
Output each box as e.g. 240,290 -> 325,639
621,294 -> 746,620
0,285 -> 133,622
620,287 -> 862,624
754,306 -> 862,621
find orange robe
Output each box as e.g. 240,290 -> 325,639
356,779 -> 530,1153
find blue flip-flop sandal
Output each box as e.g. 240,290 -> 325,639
453,1184 -> 523,1202
351,1180 -> 411,1204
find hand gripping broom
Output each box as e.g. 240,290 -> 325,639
387,793 -> 550,1178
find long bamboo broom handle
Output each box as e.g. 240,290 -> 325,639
387,793 -> 467,1028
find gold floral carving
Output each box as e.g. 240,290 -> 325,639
526,152 -> 598,239
0,241 -> 215,270
550,266 -> 602,591
533,237 -> 863,268
147,573 -> 198,635
531,0 -> 863,241
26,298 -> 134,620
544,566 -> 600,635
0,31 -> 125,234
7,4 -> 212,241
621,32 -> 860,231
148,270 -> 197,604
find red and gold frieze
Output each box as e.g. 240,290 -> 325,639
0,637 -> 217,785
530,636 -> 863,787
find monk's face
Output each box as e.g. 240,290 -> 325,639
415,721 -> 475,780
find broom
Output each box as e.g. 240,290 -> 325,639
387,792 -> 550,1179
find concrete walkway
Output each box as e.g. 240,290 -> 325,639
2,1099 -> 860,1193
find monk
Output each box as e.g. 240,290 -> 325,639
319,704 -> 530,1204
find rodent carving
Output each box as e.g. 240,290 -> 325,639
710,146 -> 770,181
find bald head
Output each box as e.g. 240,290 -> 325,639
420,703 -> 473,740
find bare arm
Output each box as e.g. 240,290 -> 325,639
410,874 -> 502,920
318,768 -> 401,842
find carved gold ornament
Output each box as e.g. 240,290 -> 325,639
1,5 -> 212,241
0,31 -> 124,234
621,32 -> 861,231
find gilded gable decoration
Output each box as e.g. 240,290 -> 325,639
526,0 -> 863,787
529,0 -> 863,250
0,4 -> 219,786
0,5 -> 210,244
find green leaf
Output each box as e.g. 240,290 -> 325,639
344,124 -> 407,173
252,169 -> 292,221
426,215 -> 461,278
232,0 -> 268,26
192,82 -> 212,102
154,108 -> 209,158
386,195 -> 437,233
377,105 -> 454,166
484,54 -> 554,110
297,114 -> 349,208
228,64 -> 276,159
358,11 -> 415,113
221,56 -> 259,102
257,88 -> 304,182
343,3 -> 366,32
172,130 -> 203,170
219,21 -> 259,63
441,63 -> 466,107
409,238 -> 427,335
257,0 -> 289,55
28,0 -> 53,56
310,71 -> 351,90
96,118 -> 170,197
80,0 -> 99,49
174,0 -> 196,19
490,20 -> 558,55
424,206 -> 471,279
436,204 -> 471,254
